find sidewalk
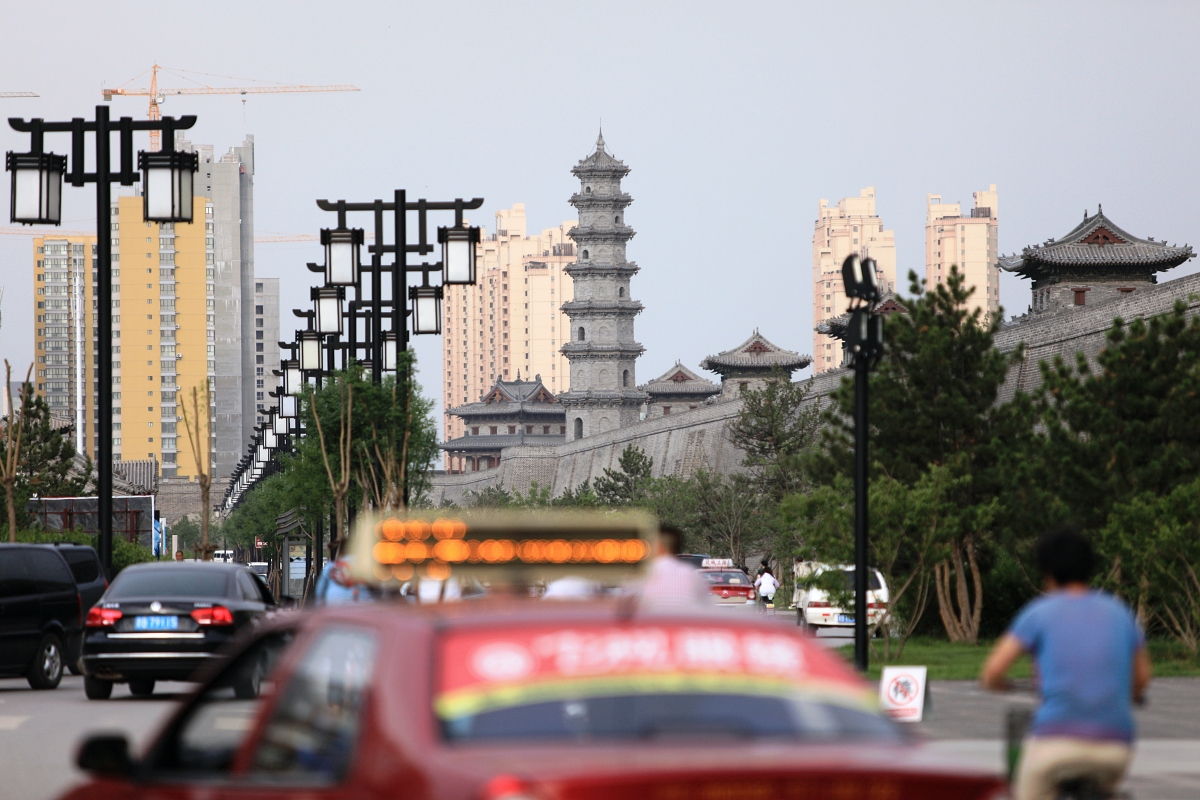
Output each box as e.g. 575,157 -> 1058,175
914,679 -> 1200,800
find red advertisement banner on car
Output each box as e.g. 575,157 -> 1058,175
436,623 -> 870,719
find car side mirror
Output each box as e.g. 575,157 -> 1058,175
77,733 -> 135,777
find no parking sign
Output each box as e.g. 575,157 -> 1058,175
879,666 -> 928,722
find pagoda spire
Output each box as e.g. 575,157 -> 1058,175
596,127 -> 606,153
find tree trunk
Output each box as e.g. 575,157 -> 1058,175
934,537 -> 983,644
4,480 -> 16,543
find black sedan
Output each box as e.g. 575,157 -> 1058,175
81,562 -> 277,700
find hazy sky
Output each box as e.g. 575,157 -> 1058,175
3,1 -> 1199,425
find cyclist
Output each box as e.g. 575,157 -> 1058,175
981,528 -> 1152,800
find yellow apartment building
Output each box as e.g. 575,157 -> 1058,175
926,185 -> 999,320
811,188 -> 897,372
441,203 -> 576,447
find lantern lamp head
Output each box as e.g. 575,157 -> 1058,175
438,225 -> 481,285
298,330 -> 323,372
6,151 -> 66,225
138,149 -> 199,223
410,285 -> 443,335
321,227 -> 364,287
313,286 -> 345,335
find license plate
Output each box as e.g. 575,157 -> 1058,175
837,614 -> 855,624
134,615 -> 179,631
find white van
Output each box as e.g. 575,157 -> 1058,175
212,549 -> 235,564
793,561 -> 889,631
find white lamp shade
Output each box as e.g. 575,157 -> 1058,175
314,287 -> 343,335
7,151 -> 66,225
322,228 -> 363,286
411,285 -> 443,335
280,393 -> 298,419
273,414 -> 289,436
263,428 -> 278,450
382,331 -> 399,372
283,361 -> 303,395
256,444 -> 268,463
439,225 -> 480,285
299,332 -> 322,371
139,150 -> 198,223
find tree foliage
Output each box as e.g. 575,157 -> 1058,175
727,369 -> 820,502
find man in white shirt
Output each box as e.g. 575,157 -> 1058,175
636,524 -> 712,611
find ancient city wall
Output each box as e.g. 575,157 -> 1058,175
429,270 -> 1200,508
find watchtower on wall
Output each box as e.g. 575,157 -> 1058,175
559,132 -> 647,441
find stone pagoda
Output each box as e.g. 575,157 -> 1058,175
999,206 -> 1194,314
559,132 -> 647,441
701,330 -> 812,400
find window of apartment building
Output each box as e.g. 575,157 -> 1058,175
256,318 -> 263,328
256,343 -> 263,351
255,305 -> 263,314
256,330 -> 263,339
256,283 -> 263,292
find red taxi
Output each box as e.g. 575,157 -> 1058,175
60,512 -> 1003,800
699,557 -> 756,605
62,601 -> 1001,800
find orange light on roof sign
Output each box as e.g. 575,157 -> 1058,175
349,510 -> 657,585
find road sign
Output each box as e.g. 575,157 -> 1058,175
879,666 -> 928,722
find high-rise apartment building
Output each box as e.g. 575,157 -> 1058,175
441,203 -> 576,446
811,187 -> 896,372
31,135 -> 273,480
251,279 -> 280,428
926,185 -> 999,319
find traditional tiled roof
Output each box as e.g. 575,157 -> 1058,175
448,374 -> 565,420
440,432 -> 564,452
640,362 -> 721,397
571,130 -> 630,176
998,207 -> 1194,280
700,330 -> 812,374
815,293 -> 906,339
113,459 -> 160,495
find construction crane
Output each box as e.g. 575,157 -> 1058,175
0,92 -> 38,98
103,64 -> 359,150
255,233 -> 375,244
0,228 -> 95,238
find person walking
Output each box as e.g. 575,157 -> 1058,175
755,567 -> 779,612
981,528 -> 1152,800
636,524 -> 711,610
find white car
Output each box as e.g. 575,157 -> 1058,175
793,562 -> 889,631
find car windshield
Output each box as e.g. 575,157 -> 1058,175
108,568 -> 230,599
436,623 -> 900,745
703,571 -> 748,585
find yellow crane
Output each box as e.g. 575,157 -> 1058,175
103,64 -> 358,150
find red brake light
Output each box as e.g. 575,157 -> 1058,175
86,607 -> 122,627
190,606 -> 234,626
482,775 -> 537,800
808,601 -> 830,608
748,590 -> 756,600
868,602 -> 887,609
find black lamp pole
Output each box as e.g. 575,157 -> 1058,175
7,107 -> 196,579
839,255 -> 885,673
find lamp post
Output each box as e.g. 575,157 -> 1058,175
839,254 -> 885,673
6,107 -> 197,579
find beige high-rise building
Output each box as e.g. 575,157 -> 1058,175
926,185 -> 999,319
812,187 -> 896,372
441,203 -> 576,449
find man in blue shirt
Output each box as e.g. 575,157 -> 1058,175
982,528 -> 1152,800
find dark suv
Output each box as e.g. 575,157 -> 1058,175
51,543 -> 108,673
0,544 -> 83,689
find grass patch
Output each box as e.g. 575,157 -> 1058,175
836,636 -> 1200,681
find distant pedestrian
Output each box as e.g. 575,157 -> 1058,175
174,550 -> 184,562
636,524 -> 711,610
755,567 -> 779,610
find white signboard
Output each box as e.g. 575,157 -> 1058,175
879,666 -> 928,722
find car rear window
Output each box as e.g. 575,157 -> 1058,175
703,571 -> 749,585
108,569 -> 231,599
838,570 -> 883,592
436,623 -> 898,744
26,549 -> 75,593
61,548 -> 101,584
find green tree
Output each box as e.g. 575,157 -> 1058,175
594,446 -> 654,505
1,363 -> 91,539
814,267 -> 1038,643
727,369 -> 820,502
1040,302 -> 1200,626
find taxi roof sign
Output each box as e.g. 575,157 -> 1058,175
348,509 -> 659,586
701,558 -> 735,569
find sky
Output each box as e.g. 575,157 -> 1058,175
2,1 -> 1200,427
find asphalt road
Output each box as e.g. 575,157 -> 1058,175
6,647 -> 1198,800
0,675 -> 186,800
